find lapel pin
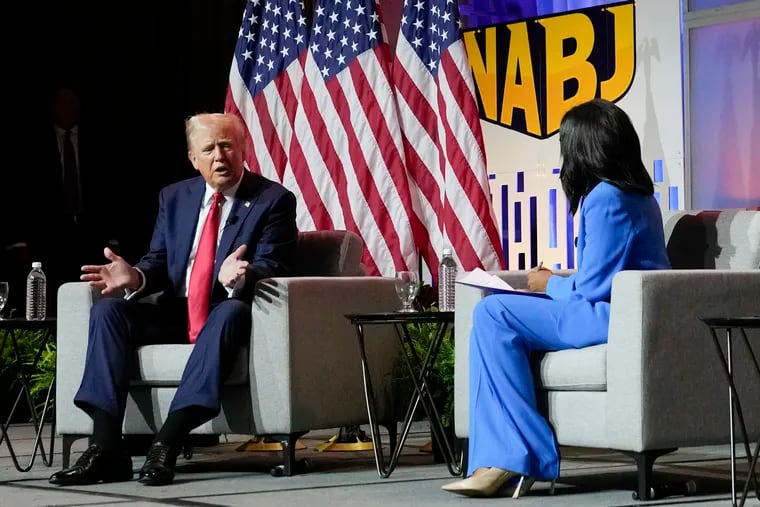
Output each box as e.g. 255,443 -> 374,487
244,201 -> 251,207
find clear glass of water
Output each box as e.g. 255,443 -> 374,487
0,282 -> 8,319
394,271 -> 419,312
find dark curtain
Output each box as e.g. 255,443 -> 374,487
1,1 -> 246,314
3,1 -> 246,263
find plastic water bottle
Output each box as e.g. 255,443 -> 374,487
26,261 -> 47,320
438,248 -> 457,312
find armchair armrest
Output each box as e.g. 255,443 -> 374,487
606,269 -> 760,451
249,276 -> 402,434
55,282 -> 105,435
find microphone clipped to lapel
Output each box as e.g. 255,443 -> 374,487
226,201 -> 250,228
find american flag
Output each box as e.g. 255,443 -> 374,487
393,0 -> 505,273
291,0 -> 419,275
225,0 -> 328,231
227,0 -> 418,275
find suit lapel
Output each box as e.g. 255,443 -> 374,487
214,171 -> 262,277
177,179 -> 206,281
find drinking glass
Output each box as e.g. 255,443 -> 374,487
394,271 -> 419,312
0,282 -> 8,319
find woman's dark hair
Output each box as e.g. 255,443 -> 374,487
558,98 -> 654,214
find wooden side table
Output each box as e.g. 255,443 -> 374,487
346,311 -> 461,478
701,316 -> 760,507
0,318 -> 57,472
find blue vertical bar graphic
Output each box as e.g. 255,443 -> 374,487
517,252 -> 525,271
653,159 -> 664,183
548,189 -> 557,248
654,191 -> 661,205
516,171 -> 524,192
552,167 -> 560,174
514,201 -> 522,243
501,184 -> 509,270
529,196 -> 538,268
669,186 -> 679,210
565,201 -> 575,269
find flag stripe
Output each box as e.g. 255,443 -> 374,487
393,0 -> 505,274
290,0 -> 417,276
438,50 -> 503,266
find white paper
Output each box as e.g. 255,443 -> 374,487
456,268 -> 516,291
456,268 -> 551,299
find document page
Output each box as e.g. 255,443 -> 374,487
457,268 -> 515,291
456,268 -> 551,299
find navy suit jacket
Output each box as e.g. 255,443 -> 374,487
135,170 -> 298,306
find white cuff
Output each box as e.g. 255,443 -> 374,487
124,267 -> 147,300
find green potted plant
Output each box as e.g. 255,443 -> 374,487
0,328 -> 56,423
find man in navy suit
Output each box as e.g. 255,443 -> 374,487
50,113 -> 298,486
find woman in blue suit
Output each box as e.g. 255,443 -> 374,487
443,99 -> 671,497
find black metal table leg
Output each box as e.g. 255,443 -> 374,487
394,321 -> 461,476
349,311 -> 460,478
0,320 -> 57,472
703,318 -> 760,507
354,322 -> 396,477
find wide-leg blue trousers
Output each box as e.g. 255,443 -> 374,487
467,293 -> 607,480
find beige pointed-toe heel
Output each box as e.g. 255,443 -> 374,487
441,467 -> 517,497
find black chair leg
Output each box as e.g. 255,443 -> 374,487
382,422 -> 398,456
269,432 -> 309,477
623,448 -> 677,500
460,438 -> 469,477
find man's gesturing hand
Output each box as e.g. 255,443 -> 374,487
80,247 -> 141,295
219,245 -> 249,288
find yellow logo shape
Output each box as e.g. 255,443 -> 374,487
464,1 -> 636,139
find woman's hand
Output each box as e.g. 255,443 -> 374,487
527,265 -> 553,292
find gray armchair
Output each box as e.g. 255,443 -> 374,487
453,209 -> 760,499
56,230 -> 401,475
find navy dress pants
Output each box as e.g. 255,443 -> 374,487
74,296 -> 251,422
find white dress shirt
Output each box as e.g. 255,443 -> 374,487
182,180 -> 242,296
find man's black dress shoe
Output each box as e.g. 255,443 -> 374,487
138,441 -> 180,486
49,444 -> 132,485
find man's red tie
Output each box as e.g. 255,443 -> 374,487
187,192 -> 225,343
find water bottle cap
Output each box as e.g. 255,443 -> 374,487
442,248 -> 452,256
32,262 -> 42,269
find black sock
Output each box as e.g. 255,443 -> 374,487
91,408 -> 122,450
154,406 -> 211,449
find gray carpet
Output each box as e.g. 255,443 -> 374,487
0,423 -> 757,506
